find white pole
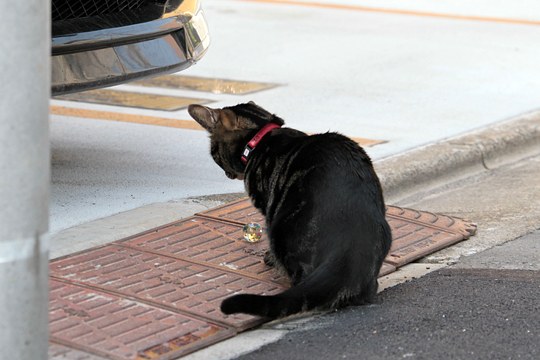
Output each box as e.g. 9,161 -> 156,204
0,1 -> 51,359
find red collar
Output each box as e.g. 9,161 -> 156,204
241,123 -> 281,165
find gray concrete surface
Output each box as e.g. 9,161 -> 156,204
193,0 -> 540,157
456,230 -> 540,271
49,117 -> 245,233
396,152 -> 540,264
50,0 -> 540,234
376,111 -> 540,202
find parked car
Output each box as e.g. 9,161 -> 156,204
51,0 -> 209,95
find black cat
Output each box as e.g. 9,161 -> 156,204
188,102 -> 392,319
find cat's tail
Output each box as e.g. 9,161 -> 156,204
220,260 -> 347,319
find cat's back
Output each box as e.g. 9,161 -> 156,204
284,131 -> 383,206
256,130 -> 384,213
293,132 -> 373,172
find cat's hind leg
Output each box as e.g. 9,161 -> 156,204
363,277 -> 379,303
264,250 -> 276,266
348,277 -> 379,306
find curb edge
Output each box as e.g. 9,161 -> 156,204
375,110 -> 540,202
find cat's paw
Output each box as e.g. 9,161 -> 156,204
263,250 -> 276,267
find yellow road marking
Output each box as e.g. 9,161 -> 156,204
132,75 -> 279,95
349,136 -> 386,147
242,0 -> 540,26
50,106 -> 385,147
55,89 -> 210,111
50,105 -> 204,131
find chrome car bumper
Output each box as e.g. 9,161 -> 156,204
51,0 -> 210,95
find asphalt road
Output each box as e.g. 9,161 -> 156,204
235,231 -> 540,360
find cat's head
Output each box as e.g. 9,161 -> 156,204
188,101 -> 284,180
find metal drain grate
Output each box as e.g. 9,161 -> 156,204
49,199 -> 476,359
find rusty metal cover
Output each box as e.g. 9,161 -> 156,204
49,280 -> 233,360
50,245 -> 284,330
386,206 -> 477,237
384,206 -> 477,266
49,198 -> 476,359
379,262 -> 397,277
119,217 -> 289,286
197,198 -> 477,269
196,197 -> 265,225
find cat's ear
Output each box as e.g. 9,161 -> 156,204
188,105 -> 241,132
219,109 -> 240,131
188,104 -> 219,132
